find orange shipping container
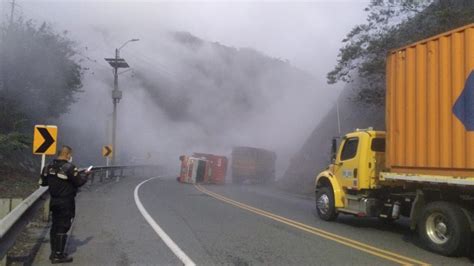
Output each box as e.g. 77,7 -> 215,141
386,23 -> 474,177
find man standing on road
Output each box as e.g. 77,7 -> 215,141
40,145 -> 89,264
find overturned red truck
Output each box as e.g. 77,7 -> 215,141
178,153 -> 228,184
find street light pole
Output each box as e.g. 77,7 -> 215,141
111,48 -> 120,166
105,39 -> 139,166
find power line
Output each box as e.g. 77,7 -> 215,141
124,51 -> 190,86
76,50 -> 111,71
15,2 -> 51,24
122,51 -> 195,94
125,50 -> 181,80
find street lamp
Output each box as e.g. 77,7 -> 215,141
105,38 -> 139,165
118,38 -> 140,51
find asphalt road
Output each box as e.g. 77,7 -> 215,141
35,176 -> 474,265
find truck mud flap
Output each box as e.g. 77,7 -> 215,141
409,190 -> 425,230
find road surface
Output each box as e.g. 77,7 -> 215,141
35,175 -> 474,265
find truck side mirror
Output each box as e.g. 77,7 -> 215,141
331,138 -> 337,163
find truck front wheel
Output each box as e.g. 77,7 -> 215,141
418,201 -> 470,256
316,186 -> 338,221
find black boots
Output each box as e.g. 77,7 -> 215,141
50,233 -> 73,264
49,231 -> 56,260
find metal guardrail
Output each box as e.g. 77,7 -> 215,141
0,164 -> 159,262
0,187 -> 48,264
88,165 -> 159,184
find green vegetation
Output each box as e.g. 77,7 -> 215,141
0,18 -> 83,153
328,0 -> 474,106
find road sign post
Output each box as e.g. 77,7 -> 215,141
40,154 -> 46,174
106,157 -> 110,179
33,125 -> 58,173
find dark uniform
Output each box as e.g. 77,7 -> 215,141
40,159 -> 88,263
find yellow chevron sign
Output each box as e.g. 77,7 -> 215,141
102,145 -> 113,157
33,125 -> 57,155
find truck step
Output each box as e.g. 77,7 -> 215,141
338,208 -> 366,217
345,194 -> 364,200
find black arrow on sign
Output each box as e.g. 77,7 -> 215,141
104,146 -> 112,157
36,127 -> 55,153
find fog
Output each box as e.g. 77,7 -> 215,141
1,0 -> 368,177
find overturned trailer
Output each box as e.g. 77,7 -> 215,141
231,146 -> 276,184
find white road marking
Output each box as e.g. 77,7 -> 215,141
134,177 -> 196,266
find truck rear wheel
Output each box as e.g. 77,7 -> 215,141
418,201 -> 470,256
316,186 -> 338,221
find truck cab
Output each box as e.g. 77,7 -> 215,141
331,129 -> 386,191
315,129 -> 388,217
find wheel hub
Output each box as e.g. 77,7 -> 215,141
435,222 -> 447,235
426,212 -> 449,245
317,194 -> 330,215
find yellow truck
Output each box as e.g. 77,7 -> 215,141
315,24 -> 474,256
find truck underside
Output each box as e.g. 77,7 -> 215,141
315,171 -> 474,257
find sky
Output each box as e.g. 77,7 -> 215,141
0,0 -> 371,176
2,0 -> 369,76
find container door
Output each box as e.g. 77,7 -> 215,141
179,157 -> 188,182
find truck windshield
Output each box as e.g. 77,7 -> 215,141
371,138 -> 385,152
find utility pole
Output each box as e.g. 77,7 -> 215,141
336,99 -> 341,136
111,48 -> 120,166
105,39 -> 139,165
106,48 -> 123,166
9,0 -> 15,26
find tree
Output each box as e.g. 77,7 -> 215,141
0,18 -> 83,151
328,0 -> 474,106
